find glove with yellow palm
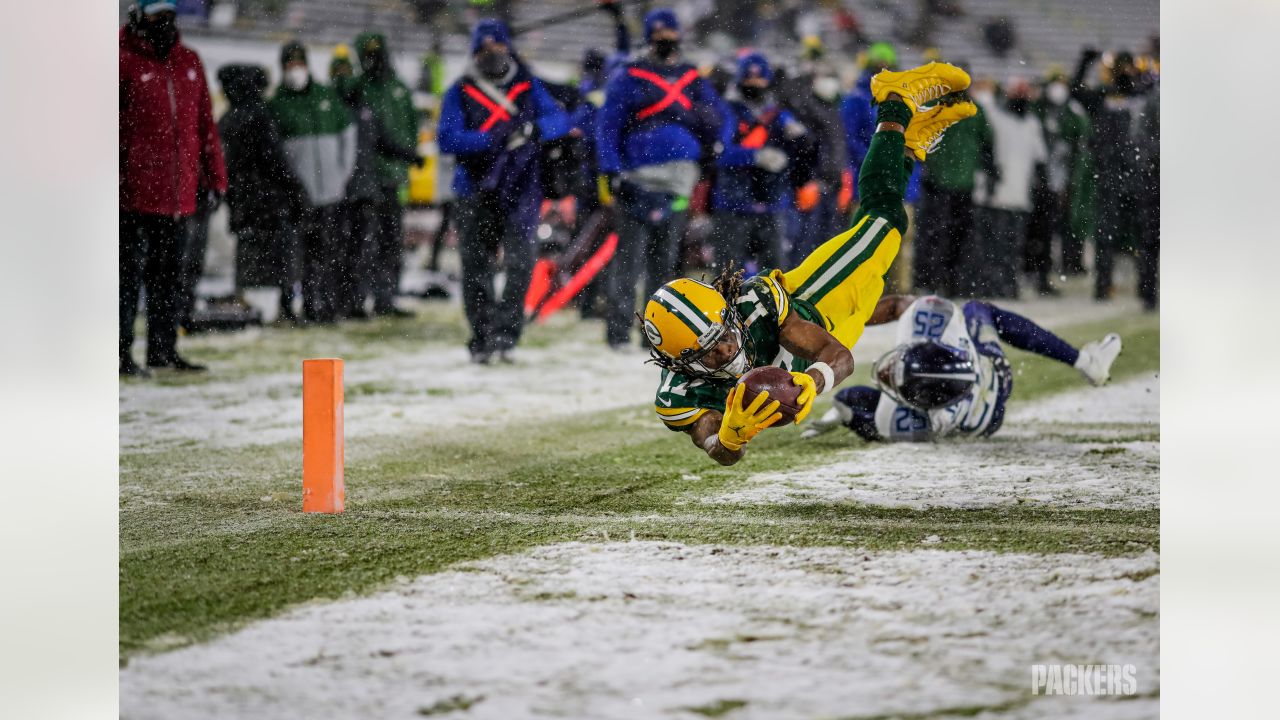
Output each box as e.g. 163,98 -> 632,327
789,371 -> 818,424
717,384 -> 783,452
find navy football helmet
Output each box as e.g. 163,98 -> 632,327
873,340 -> 978,411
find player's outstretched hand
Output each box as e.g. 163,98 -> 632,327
789,371 -> 817,424
717,384 -> 783,451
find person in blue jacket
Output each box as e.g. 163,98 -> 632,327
595,8 -> 724,350
438,19 -> 570,364
712,52 -> 811,274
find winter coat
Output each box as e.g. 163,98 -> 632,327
345,97 -> 421,203
217,65 -> 301,233
268,80 -> 357,207
119,26 -> 227,217
972,96 -> 1048,212
714,99 -> 812,214
922,104 -> 994,193
775,72 -> 847,187
437,63 -> 570,203
596,56 -> 725,174
350,40 -> 419,190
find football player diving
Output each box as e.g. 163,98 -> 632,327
642,62 -> 976,465
801,294 -> 1123,442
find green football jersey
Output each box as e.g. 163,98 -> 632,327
653,271 -> 826,431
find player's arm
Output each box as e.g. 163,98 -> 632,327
779,312 -> 854,395
686,410 -> 745,466
867,294 -> 916,326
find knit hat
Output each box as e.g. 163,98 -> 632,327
330,44 -> 353,75
280,41 -> 307,68
644,9 -> 681,42
866,41 -> 897,68
138,0 -> 176,15
471,19 -> 512,55
735,52 -> 772,84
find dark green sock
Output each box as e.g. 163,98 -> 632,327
874,100 -> 913,129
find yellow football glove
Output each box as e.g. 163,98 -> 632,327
789,371 -> 818,424
717,384 -> 783,452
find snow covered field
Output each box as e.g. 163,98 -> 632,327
120,290 -> 1159,719
121,541 -> 1158,720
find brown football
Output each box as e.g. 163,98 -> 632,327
739,366 -> 804,425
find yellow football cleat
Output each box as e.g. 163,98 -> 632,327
870,61 -> 972,111
904,100 -> 978,162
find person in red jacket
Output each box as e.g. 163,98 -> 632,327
119,0 -> 227,376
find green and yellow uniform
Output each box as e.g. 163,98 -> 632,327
655,101 -> 915,431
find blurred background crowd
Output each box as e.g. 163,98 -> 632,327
119,0 -> 1159,375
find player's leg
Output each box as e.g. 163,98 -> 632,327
964,301 -> 1122,386
800,385 -> 883,441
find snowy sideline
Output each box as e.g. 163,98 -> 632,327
119,293 -> 1142,454
708,375 -> 1159,510
120,541 -> 1158,720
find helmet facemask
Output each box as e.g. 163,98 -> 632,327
646,307 -> 751,381
872,340 -> 978,411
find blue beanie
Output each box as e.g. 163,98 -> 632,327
471,19 -> 513,55
138,0 -> 176,14
736,52 -> 772,84
644,9 -> 681,42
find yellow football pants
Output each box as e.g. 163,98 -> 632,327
778,212 -> 902,350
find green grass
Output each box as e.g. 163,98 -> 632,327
120,310 -> 1159,661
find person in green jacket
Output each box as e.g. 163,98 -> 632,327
269,41 -> 357,324
912,92 -> 994,297
350,31 -> 419,317
1027,70 -> 1094,289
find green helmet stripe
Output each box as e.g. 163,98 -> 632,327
654,287 -> 714,336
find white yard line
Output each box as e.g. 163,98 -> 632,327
710,375 -> 1159,509
120,541 -> 1158,720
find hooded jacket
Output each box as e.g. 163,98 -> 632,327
119,26 -> 227,217
351,32 -> 419,190
268,77 -> 357,206
217,64 -> 302,232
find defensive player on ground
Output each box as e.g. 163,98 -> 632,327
801,294 -> 1123,442
642,62 -> 976,465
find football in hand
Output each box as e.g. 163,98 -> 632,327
738,366 -> 806,425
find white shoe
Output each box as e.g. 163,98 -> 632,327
1074,333 -> 1122,386
800,404 -> 852,439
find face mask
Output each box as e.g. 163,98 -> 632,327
1046,82 -> 1069,106
1006,98 -> 1030,115
813,75 -> 840,102
475,52 -> 510,79
143,15 -> 178,56
360,52 -> 385,77
284,67 -> 310,91
739,84 -> 766,102
652,38 -> 679,60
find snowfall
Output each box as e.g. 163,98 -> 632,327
120,290 -> 1158,719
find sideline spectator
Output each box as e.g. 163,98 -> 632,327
351,32 -> 420,317
971,78 -> 1047,298
438,20 -> 570,363
596,9 -> 724,350
1072,48 -> 1147,301
119,0 -> 226,376
336,50 -> 424,320
1135,84 -> 1159,310
712,52 -> 810,272
216,63 -> 305,321
269,41 -> 356,324
1027,70 -> 1093,292
913,88 -> 993,296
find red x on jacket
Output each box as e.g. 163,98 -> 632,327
119,27 -> 227,217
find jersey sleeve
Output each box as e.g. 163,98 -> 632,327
654,369 -> 732,432
735,272 -> 791,330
